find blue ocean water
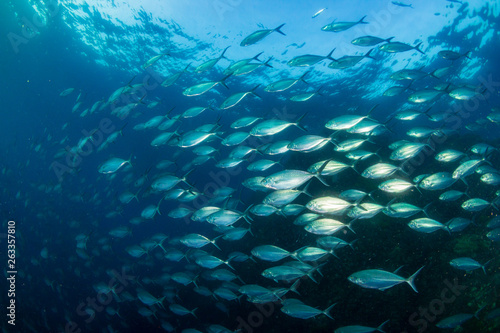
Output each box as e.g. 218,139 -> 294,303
1,0 -> 500,332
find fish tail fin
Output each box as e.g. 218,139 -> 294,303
464,50 -> 472,59
251,84 -> 261,98
191,308 -> 198,319
253,51 -> 264,62
182,168 -> 195,186
211,236 -> 222,251
323,303 -> 336,320
414,42 -> 425,54
326,48 -> 336,61
367,104 -> 379,119
307,271 -> 318,284
376,319 -> 390,333
422,202 -> 433,217
385,37 -> 395,43
225,260 -> 235,271
474,305 -> 486,319
243,204 -> 254,223
220,74 -> 232,89
290,279 -> 301,295
365,48 -> 376,59
347,220 -> 357,234
482,259 -> 493,275
315,159 -> 331,186
302,180 -> 313,197
263,57 -> 274,68
348,239 -> 358,251
221,46 -> 230,59
274,23 -> 286,35
300,70 -> 311,84
359,15 -> 368,24
406,265 -> 425,293
294,112 -> 309,132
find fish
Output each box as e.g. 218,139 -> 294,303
461,198 -> 497,212
487,228 -> 500,242
194,46 -> 230,73
452,159 -> 486,179
261,160 -> 329,190
378,179 -> 419,194
232,57 -> 273,76
439,190 -> 467,202
262,265 -> 319,283
449,86 -> 483,100
335,320 -> 389,333
220,85 -> 260,109
449,257 -> 491,274
383,85 -> 408,96
98,157 -> 131,174
308,159 -> 355,175
181,106 -> 211,118
305,218 -> 353,235
169,304 -> 197,318
182,75 -> 231,96
312,8 -> 327,18
265,71 -> 309,92
446,217 -> 473,233
195,254 -> 234,270
281,302 -> 335,319
384,202 -> 430,218
325,109 -> 378,131
390,68 -> 428,81
288,135 -> 333,152
328,49 -> 375,69
392,1 -> 413,8
436,308 -> 484,329
240,23 -> 286,46
379,41 -> 424,54
250,113 -> 307,136
361,163 -> 404,179
348,266 -> 424,292
436,314 -> 474,329
290,87 -> 323,102
178,129 -> 220,148
161,63 -> 190,87
231,116 -> 262,129
247,159 -> 282,172
434,149 -> 466,163
224,52 -> 264,75
408,89 -> 443,103
180,234 -> 221,250
251,245 -> 297,262
288,49 -> 335,67
390,142 -> 429,160
419,172 -> 456,190
322,16 -> 368,32
142,53 -> 169,69
438,50 -> 471,61
408,218 -> 450,234
351,36 -> 394,46
59,88 -> 74,96
151,170 -> 193,191
263,186 -> 310,207
206,207 -> 253,226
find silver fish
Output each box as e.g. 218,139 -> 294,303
322,16 -> 368,32
348,266 -> 424,292
241,24 -> 285,46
